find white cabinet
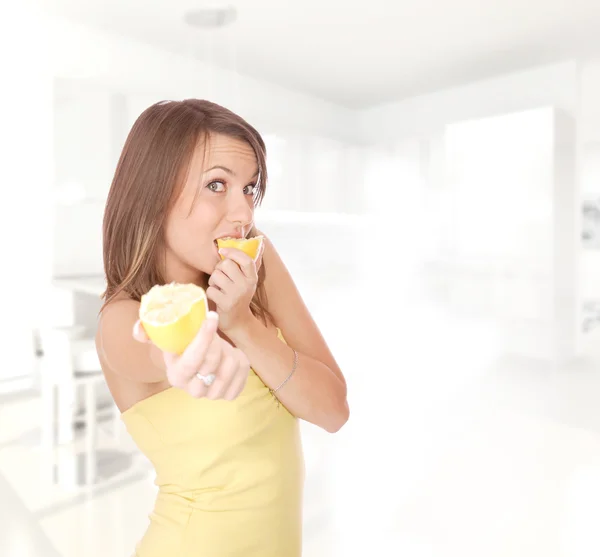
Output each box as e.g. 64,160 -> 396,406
54,81 -> 126,203
440,106 -> 576,362
261,133 -> 366,215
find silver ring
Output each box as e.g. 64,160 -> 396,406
195,373 -> 216,386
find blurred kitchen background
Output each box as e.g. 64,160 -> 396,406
4,0 -> 600,555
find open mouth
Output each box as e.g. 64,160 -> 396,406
214,235 -> 242,248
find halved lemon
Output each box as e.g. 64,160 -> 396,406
139,283 -> 208,355
216,235 -> 264,261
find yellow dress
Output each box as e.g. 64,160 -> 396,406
121,330 -> 305,556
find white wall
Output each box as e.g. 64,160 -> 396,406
358,61 -> 579,144
580,59 -> 600,144
49,15 -> 361,145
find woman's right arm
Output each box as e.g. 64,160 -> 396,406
97,300 -> 251,400
96,300 -> 168,383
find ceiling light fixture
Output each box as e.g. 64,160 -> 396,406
183,6 -> 237,29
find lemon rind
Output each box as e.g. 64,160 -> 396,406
216,234 -> 264,243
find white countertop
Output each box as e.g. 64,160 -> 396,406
52,275 -> 107,297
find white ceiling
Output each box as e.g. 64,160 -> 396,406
42,0 -> 600,108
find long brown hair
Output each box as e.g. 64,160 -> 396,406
101,99 -> 272,325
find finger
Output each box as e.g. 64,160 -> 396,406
222,373 -> 248,401
188,341 -> 221,397
206,285 -> 227,308
133,320 -> 150,343
163,351 -> 178,368
216,258 -> 246,282
170,319 -> 219,388
223,354 -> 250,400
204,374 -> 228,400
178,311 -> 219,371
255,241 -> 265,273
206,351 -> 238,400
208,269 -> 233,293
218,248 -> 256,280
187,375 -> 210,399
195,338 -> 222,378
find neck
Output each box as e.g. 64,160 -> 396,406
163,258 -> 206,288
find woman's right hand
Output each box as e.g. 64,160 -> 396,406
133,311 -> 250,401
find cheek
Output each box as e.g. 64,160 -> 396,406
188,201 -> 220,238
165,203 -> 220,260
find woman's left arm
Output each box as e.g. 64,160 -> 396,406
225,235 -> 349,433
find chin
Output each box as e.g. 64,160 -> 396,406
199,257 -> 221,276
192,259 -> 216,276
195,243 -> 220,271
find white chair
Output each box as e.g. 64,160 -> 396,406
39,326 -> 117,486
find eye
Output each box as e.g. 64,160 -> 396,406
244,184 -> 257,196
207,181 -> 226,193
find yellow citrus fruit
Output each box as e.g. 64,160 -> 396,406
216,235 -> 263,261
139,283 -> 208,355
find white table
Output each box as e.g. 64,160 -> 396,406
42,275 -> 112,486
52,275 -> 107,298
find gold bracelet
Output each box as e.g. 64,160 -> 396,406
269,349 -> 299,407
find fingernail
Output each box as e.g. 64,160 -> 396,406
218,248 -> 226,255
207,311 -> 219,321
133,320 -> 148,342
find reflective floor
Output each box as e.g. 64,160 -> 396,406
3,285 -> 600,556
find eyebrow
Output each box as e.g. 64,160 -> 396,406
204,165 -> 260,179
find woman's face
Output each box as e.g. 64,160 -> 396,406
163,133 -> 259,284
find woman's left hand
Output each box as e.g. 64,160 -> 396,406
207,244 -> 264,335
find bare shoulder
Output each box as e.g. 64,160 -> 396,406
96,297 -> 140,367
97,297 -> 140,343
258,232 -> 345,387
96,296 -> 167,386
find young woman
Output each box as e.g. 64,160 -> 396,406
96,99 -> 349,556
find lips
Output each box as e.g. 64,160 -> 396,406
218,232 -> 244,239
215,235 -> 264,261
214,232 -> 244,247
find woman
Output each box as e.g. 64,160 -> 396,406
96,99 -> 349,557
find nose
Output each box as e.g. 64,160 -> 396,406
226,190 -> 253,228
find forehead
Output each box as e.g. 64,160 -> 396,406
200,133 -> 257,169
